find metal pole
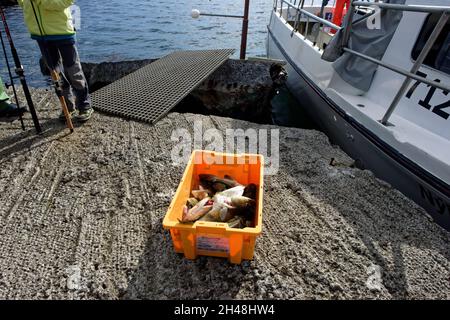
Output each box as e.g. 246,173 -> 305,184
292,0 -> 305,36
341,0 -> 355,48
0,6 -> 41,133
294,7 -> 342,30
240,0 -> 250,60
305,15 -> 310,40
381,12 -> 449,125
352,1 -> 450,14
314,0 -> 329,46
199,13 -> 244,19
343,47 -> 450,93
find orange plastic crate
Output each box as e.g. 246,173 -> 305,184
163,150 -> 264,264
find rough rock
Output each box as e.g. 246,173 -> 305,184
191,59 -> 285,124
0,88 -> 449,300
81,59 -> 155,92
80,59 -> 285,123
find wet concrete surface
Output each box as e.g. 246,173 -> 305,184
0,88 -> 449,299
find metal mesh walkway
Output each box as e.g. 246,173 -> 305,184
92,49 -> 235,124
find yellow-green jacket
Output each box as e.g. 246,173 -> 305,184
18,0 -> 75,41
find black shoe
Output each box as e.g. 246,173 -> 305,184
76,108 -> 94,122
0,102 -> 27,118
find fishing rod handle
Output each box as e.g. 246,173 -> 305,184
51,70 -> 74,133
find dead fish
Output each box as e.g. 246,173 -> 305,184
243,183 -> 257,200
199,185 -> 215,197
227,216 -> 245,229
179,197 -> 213,223
230,196 -> 255,209
209,189 -> 248,223
220,207 -> 237,222
199,174 -> 242,191
191,189 -> 209,200
198,192 -> 234,223
199,206 -> 224,222
186,197 -> 198,208
212,182 -> 227,192
230,196 -> 256,221
218,185 -> 245,198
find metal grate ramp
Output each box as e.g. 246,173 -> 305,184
92,49 -> 235,124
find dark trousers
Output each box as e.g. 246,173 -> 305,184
38,39 -> 91,111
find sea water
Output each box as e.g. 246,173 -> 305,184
1,0 -> 274,87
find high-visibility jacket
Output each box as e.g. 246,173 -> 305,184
18,0 -> 75,41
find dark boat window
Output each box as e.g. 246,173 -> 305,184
412,13 -> 450,75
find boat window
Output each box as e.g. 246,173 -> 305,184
412,13 -> 450,76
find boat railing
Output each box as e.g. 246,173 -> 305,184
272,0 -> 450,126
348,2 -> 450,125
274,0 -> 342,42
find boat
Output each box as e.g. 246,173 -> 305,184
267,0 -> 450,229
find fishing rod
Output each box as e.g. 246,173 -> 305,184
30,0 -> 74,133
0,6 -> 41,133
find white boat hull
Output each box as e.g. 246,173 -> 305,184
267,28 -> 450,230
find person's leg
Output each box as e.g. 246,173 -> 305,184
38,40 -> 76,113
60,73 -> 75,113
57,40 -> 92,115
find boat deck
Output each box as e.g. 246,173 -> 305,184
0,88 -> 449,299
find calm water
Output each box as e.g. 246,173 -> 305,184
1,0 -> 273,87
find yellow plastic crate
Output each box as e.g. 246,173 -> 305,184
163,150 -> 264,264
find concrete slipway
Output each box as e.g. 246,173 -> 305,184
0,88 -> 449,300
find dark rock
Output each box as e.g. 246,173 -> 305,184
192,59 -> 286,123
80,58 -> 286,124
81,59 -> 155,92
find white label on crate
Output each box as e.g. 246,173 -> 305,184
196,235 -> 229,253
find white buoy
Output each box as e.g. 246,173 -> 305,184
191,9 -> 201,19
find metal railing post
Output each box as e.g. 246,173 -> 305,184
381,12 -> 449,125
291,0 -> 305,36
281,0 -> 342,33
240,0 -> 250,59
314,0 -> 329,46
305,15 -> 310,39
192,1 -> 251,60
343,47 -> 450,93
341,0 -> 355,48
353,1 -> 450,14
